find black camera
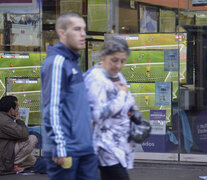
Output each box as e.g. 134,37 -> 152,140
128,108 -> 151,144
128,108 -> 143,125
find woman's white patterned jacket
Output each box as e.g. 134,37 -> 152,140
84,65 -> 137,169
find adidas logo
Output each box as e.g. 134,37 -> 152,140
72,68 -> 78,74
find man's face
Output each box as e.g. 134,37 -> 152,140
60,17 -> 86,53
9,101 -> 19,117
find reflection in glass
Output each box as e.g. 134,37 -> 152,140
87,0 -> 110,32
160,9 -> 176,32
140,5 -> 158,33
196,12 -> 207,25
178,11 -> 195,32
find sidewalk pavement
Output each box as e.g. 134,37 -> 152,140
129,161 -> 207,180
1,160 -> 207,180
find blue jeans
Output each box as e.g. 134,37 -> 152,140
45,154 -> 99,180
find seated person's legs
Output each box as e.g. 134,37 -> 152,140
14,135 -> 38,168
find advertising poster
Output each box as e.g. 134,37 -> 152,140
19,107 -> 30,125
1,0 -> 42,46
164,49 -> 178,72
149,110 -> 166,135
90,50 -> 100,66
88,41 -> 103,68
194,111 -> 207,153
140,5 -> 158,33
149,120 -> 166,135
155,82 -> 171,106
141,135 -> 166,152
11,19 -> 41,46
150,110 -> 166,120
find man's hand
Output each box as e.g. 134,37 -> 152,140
52,157 -> 66,166
16,111 -> 20,120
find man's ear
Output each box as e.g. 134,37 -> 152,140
7,108 -> 13,116
57,29 -> 65,38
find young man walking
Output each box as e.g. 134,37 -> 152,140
41,12 -> 99,180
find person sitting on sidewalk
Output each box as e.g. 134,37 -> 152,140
0,95 -> 37,173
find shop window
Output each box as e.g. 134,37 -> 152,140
160,9 -> 176,33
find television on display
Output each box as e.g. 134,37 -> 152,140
0,51 -> 45,125
116,33 -> 187,83
0,52 -> 46,85
5,77 -> 41,125
116,33 -> 187,102
129,82 -> 172,124
122,49 -> 169,83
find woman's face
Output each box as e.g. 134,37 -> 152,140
101,52 -> 127,76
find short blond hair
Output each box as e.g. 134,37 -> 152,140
55,12 -> 83,32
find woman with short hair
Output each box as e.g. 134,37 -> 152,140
84,35 -> 138,180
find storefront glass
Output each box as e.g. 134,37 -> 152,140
0,0 -> 42,127
117,0 -> 207,162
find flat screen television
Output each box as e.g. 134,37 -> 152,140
129,82 -> 172,124
5,77 -> 41,125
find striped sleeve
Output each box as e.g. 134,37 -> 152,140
50,55 -> 67,157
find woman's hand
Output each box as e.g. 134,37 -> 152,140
115,83 -> 128,93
